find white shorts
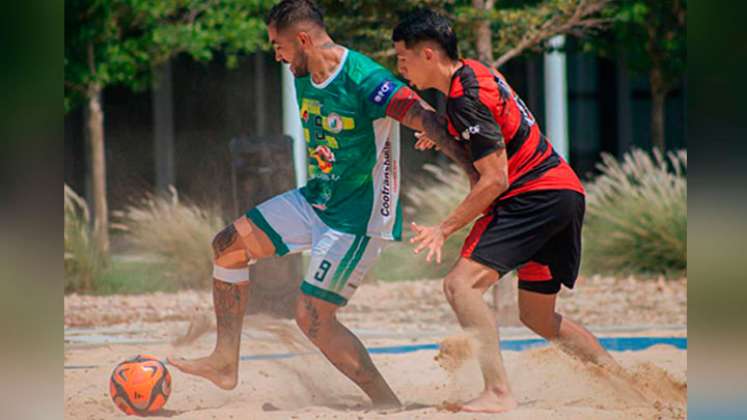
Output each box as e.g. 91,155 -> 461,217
246,189 -> 389,305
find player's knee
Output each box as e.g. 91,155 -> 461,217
213,216 -> 272,262
442,276 -> 468,304
212,224 -> 240,259
211,223 -> 255,283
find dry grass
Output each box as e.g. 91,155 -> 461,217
375,149 -> 687,280
374,163 -> 472,280
583,148 -> 687,275
64,184 -> 104,292
115,186 -> 226,289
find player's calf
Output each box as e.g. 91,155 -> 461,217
295,295 -> 401,408
519,309 -> 562,340
295,294 -> 330,345
208,216 -> 278,357
517,288 -> 562,340
168,217 -> 275,390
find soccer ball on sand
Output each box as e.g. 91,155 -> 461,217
109,354 -> 171,416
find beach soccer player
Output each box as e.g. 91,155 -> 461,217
393,9 -> 620,413
168,0 -> 478,408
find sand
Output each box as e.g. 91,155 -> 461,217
64,278 -> 686,418
64,316 -> 686,419
64,275 -> 687,329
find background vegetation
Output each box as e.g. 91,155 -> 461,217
64,0 -> 687,293
374,149 -> 687,280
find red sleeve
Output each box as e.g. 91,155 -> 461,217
385,86 -> 418,121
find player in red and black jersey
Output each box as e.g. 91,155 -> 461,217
393,9 -> 619,413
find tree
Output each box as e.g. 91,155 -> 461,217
320,0 -> 611,70
65,0 -> 273,258
471,0 -> 496,63
584,0 -> 686,150
477,0 -> 611,69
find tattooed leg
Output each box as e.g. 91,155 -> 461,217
169,280 -> 249,390
295,295 -> 401,408
169,219 -> 273,390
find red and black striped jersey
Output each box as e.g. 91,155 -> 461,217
445,59 -> 584,201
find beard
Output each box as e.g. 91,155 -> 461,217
289,49 -> 309,77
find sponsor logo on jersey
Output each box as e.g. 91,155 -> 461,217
380,140 -> 394,217
369,80 -> 396,106
311,145 -> 336,174
461,125 -> 480,140
325,113 -> 343,133
300,99 -> 321,123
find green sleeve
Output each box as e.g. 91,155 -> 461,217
359,69 -> 406,120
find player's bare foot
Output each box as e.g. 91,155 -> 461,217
167,354 -> 238,390
460,388 -> 518,413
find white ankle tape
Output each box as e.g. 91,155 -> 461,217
213,265 -> 250,284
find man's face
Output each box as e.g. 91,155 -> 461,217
268,24 -> 309,77
394,41 -> 432,90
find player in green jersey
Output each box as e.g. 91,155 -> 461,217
169,0 -> 476,408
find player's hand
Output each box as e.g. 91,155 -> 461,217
414,132 -> 439,151
410,222 -> 446,264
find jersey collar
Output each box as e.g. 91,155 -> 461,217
311,48 -> 349,89
448,59 -> 467,95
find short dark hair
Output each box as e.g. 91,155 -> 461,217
266,0 -> 325,32
392,9 -> 459,60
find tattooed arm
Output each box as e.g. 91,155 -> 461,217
385,89 -> 479,184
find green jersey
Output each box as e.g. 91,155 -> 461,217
295,48 -> 406,240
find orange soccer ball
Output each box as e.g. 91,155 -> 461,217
109,354 -> 172,416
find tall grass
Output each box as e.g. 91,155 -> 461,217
583,148 -> 687,275
375,149 -> 687,280
373,163 -> 472,280
115,187 -> 226,289
64,184 -> 105,292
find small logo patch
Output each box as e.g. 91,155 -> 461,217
326,113 -> 343,133
461,125 -> 480,140
311,145 -> 336,174
369,80 -> 396,105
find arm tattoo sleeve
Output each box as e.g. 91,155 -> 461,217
403,101 -> 479,182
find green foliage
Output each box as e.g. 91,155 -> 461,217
321,0 -> 610,69
92,259 -> 181,295
65,0 -> 276,111
373,163 -> 471,280
454,0 -> 592,60
318,0 -> 449,67
115,187 -> 226,289
65,184 -> 106,292
582,0 -> 686,87
583,149 -> 687,276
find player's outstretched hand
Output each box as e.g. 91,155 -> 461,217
414,132 -> 439,151
410,222 -> 445,264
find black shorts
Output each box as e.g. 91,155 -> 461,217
460,189 -> 585,294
